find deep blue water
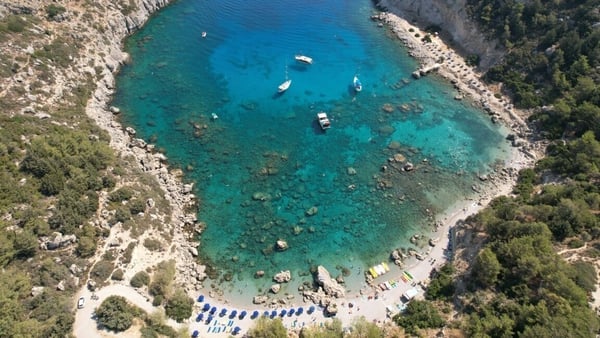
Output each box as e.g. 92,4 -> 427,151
113,0 -> 511,303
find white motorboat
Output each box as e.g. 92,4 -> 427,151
201,31 -> 207,38
353,75 -> 362,92
295,55 -> 313,64
317,112 -> 331,130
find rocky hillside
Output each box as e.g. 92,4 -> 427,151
375,0 -> 505,70
0,0 -> 206,336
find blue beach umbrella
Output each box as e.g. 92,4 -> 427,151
270,310 -> 277,318
297,307 -> 304,315
308,305 -> 315,314
232,327 -> 241,335
196,313 -> 203,322
288,308 -> 295,316
251,310 -> 260,319
280,309 -> 287,317
219,308 -> 227,317
239,310 -> 247,319
192,330 -> 199,338
210,306 -> 217,315
197,295 -> 204,302
263,310 -> 269,317
202,303 -> 210,312
206,314 -> 214,324
229,310 -> 237,319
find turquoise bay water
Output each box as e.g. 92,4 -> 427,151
113,0 -> 511,303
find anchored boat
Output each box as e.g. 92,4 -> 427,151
353,75 -> 362,92
317,112 -> 331,130
278,66 -> 291,93
295,55 -> 313,64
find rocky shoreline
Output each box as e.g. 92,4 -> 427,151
81,0 -> 212,292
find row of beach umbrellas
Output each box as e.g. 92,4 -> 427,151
196,295 -> 317,322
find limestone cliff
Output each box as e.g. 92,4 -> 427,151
375,0 -> 505,70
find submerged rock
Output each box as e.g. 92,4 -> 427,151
305,206 -> 318,216
273,270 -> 291,283
276,240 -> 288,251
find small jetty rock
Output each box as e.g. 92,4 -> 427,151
273,270 -> 291,283
253,295 -> 268,304
254,270 -> 265,278
316,266 -> 345,298
325,303 -> 338,316
275,239 -> 288,251
270,284 -> 281,294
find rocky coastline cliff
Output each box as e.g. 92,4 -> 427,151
1,0 -> 207,304
374,0 -> 505,70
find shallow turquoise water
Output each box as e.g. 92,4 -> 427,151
113,0 -> 511,302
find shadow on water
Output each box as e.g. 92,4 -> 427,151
272,91 -> 287,99
289,63 -> 311,72
310,119 -> 328,134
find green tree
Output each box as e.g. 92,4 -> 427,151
471,248 -> 501,287
346,316 -> 383,337
130,271 -> 150,288
299,318 -> 343,338
425,263 -> 455,300
247,317 -> 287,338
393,300 -> 444,335
164,289 -> 193,323
95,296 -> 134,332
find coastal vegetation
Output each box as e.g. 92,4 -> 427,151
0,2 -> 180,336
388,0 -> 600,336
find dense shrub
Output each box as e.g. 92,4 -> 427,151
164,289 -> 193,322
425,263 -> 455,300
130,271 -> 150,288
143,238 -> 162,252
129,199 -> 146,215
148,260 -> 175,297
111,269 -> 125,281
109,187 -> 134,202
45,5 -> 66,20
95,296 -> 134,332
393,300 -> 444,335
90,260 -> 115,284
247,317 -> 287,338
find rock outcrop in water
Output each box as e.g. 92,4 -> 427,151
374,0 -> 504,70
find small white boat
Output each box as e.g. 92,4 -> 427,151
278,66 -> 291,93
278,79 -> 291,93
211,113 -> 218,120
317,112 -> 331,130
353,75 -> 362,92
295,55 -> 313,64
201,31 -> 207,38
